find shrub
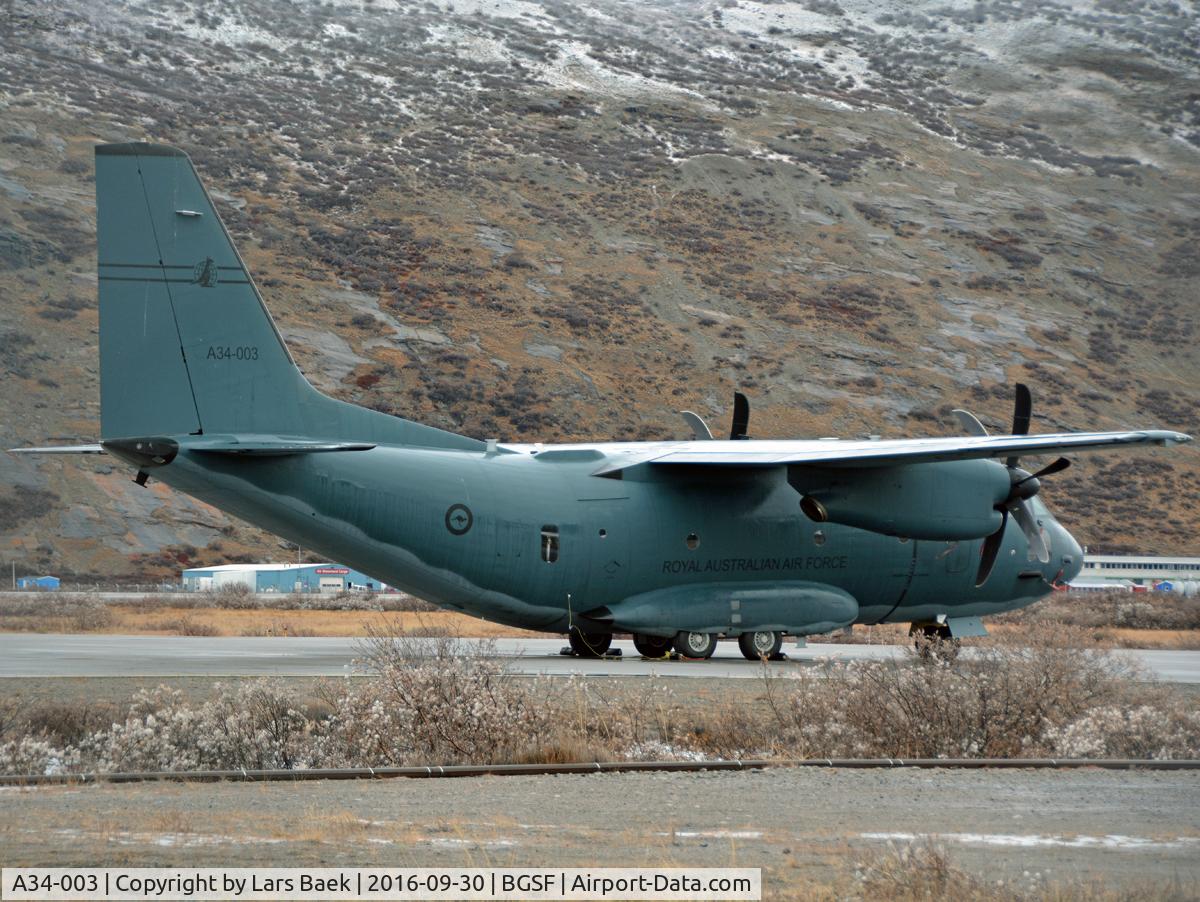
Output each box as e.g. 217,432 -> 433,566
0,737 -> 80,776
207,583 -> 257,608
23,700 -> 121,745
856,840 -> 987,901
718,628 -> 1144,759
68,597 -> 115,631
312,631 -> 555,765
0,485 -> 59,531
161,617 -> 219,636
0,593 -> 114,632
1044,705 -> 1200,759
996,590 -> 1200,631
77,683 -> 308,772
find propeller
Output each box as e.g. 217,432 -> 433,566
680,391 -> 752,441
974,383 -> 1071,587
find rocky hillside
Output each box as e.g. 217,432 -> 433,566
1,0 -> 1197,581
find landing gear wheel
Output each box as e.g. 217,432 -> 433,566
738,631 -> 783,661
673,631 -> 718,659
633,634 -> 672,658
912,624 -> 960,662
568,627 -> 612,658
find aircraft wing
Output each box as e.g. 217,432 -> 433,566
591,429 -> 1191,475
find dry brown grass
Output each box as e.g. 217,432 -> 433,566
833,841 -> 1197,902
3,589 -> 1197,647
0,606 -> 546,638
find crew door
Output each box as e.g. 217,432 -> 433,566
579,498 -> 631,607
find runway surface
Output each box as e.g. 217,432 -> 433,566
1,634 -> 1198,682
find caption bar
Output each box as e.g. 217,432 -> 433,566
2,868 -> 761,901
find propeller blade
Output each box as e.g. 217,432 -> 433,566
975,510 -> 1007,588
1034,456 -> 1071,479
1024,456 -> 1071,483
1011,383 -> 1032,435
730,391 -> 750,441
952,409 -> 989,437
1010,499 -> 1050,563
1006,383 -> 1032,468
681,411 -> 714,441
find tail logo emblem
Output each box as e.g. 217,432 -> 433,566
192,257 -> 219,287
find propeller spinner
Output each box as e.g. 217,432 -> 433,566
975,383 -> 1071,587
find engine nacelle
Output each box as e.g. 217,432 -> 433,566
788,459 -> 1011,540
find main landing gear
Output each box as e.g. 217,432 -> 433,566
672,631 -> 718,659
562,629 -> 789,661
633,634 -> 673,658
567,626 -> 613,659
737,630 -> 783,661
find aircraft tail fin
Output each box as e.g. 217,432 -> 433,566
95,143 -> 480,450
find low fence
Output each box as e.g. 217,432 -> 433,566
3,757 -> 1198,787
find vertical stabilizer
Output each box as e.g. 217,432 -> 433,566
95,143 -> 481,451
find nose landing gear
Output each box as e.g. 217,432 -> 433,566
910,622 -> 961,662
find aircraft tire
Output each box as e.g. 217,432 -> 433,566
738,631 -> 782,661
568,627 -> 612,658
633,634 -> 673,658
673,631 -> 718,659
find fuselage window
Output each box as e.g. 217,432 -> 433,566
686,532 -> 700,551
541,525 -> 559,563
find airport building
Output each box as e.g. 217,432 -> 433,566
1072,554 -> 1200,595
15,575 -> 60,591
181,563 -> 383,594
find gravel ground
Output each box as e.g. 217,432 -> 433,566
1,768 -> 1197,897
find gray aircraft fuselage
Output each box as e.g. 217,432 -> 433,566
147,443 -> 1080,636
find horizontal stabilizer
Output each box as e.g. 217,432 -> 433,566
187,436 -> 375,456
8,444 -> 106,454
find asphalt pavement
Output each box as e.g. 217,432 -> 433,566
0,634 -> 1197,682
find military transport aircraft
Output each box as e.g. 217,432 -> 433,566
13,144 -> 1192,660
